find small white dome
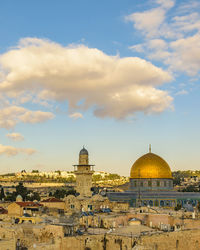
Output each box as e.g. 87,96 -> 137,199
16,195 -> 23,202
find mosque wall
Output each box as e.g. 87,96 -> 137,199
130,178 -> 173,191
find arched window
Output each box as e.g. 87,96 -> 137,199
149,200 -> 153,206
160,200 -> 164,207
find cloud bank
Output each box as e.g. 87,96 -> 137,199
126,0 -> 200,77
0,144 -> 36,156
0,105 -> 54,129
69,112 -> 83,120
6,132 -> 24,141
0,38 -> 173,119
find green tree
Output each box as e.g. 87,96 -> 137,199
27,192 -> 41,201
0,187 -> 5,200
16,182 -> 29,200
66,189 -> 76,196
197,201 -> 200,212
92,174 -> 102,182
182,185 -> 199,192
4,192 -> 16,201
55,170 -> 61,176
53,189 -> 66,199
32,170 -> 39,173
106,174 -> 120,180
174,203 -> 182,211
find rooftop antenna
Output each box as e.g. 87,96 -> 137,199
149,144 -> 151,153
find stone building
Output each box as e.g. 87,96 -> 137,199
73,147 -> 94,197
41,197 -> 65,210
64,194 -> 129,214
7,201 -> 43,216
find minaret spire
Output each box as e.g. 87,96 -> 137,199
149,144 -> 151,153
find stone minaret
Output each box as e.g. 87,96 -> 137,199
73,147 -> 94,197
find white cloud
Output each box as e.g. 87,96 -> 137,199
177,1 -> 200,14
125,0 -> 177,39
0,105 -> 54,129
172,12 -> 200,32
126,1 -> 200,77
19,110 -> 54,124
125,8 -> 166,38
0,144 -> 36,156
156,0 -> 175,9
129,44 -> 145,53
0,38 -> 172,119
148,39 -> 167,50
175,90 -> 188,96
6,132 -> 24,141
69,112 -> 83,119
169,34 -> 200,76
148,50 -> 171,61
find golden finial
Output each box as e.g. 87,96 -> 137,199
149,144 -> 151,153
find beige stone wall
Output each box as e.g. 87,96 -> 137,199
64,195 -> 129,215
1,222 -> 200,250
45,229 -> 200,250
61,234 -> 132,250
0,239 -> 15,250
109,201 -> 129,212
41,201 -> 65,210
138,229 -> 200,250
126,213 -> 200,230
7,203 -> 23,216
79,154 -> 88,165
76,173 -> 93,197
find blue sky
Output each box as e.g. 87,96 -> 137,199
0,0 -> 200,175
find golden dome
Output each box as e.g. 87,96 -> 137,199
130,152 -> 172,179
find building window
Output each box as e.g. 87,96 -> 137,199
166,200 -> 170,206
164,181 -> 166,187
70,204 -> 75,209
88,205 -> 92,211
148,181 -> 152,187
149,200 -> 153,206
157,181 -> 160,187
160,200 -> 164,207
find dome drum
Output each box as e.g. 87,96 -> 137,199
130,178 -> 173,191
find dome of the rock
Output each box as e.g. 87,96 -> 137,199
130,152 -> 172,179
